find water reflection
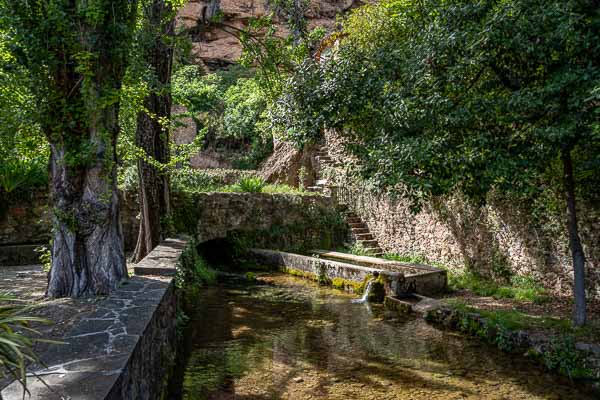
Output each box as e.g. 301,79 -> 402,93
171,273 -> 593,399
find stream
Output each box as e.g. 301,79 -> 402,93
169,273 -> 592,399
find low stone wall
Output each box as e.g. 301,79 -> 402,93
251,249 -> 447,297
0,189 -> 141,265
0,244 -> 42,265
0,191 -> 50,247
312,250 -> 448,295
195,192 -> 347,251
1,238 -> 188,400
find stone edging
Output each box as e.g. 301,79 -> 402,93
1,238 -> 188,400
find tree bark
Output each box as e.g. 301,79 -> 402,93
47,107 -> 127,297
561,147 -> 586,326
132,0 -> 174,262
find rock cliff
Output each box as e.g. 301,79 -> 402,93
177,0 -> 362,71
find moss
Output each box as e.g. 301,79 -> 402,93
280,267 -> 317,281
330,277 -> 364,293
384,297 -> 412,314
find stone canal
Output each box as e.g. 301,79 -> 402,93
169,273 -> 592,400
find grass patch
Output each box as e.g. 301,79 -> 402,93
441,300 -> 596,380
446,299 -> 600,341
449,272 -> 548,303
383,253 -> 427,264
336,243 -> 374,256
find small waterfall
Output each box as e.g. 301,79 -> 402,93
352,279 -> 374,304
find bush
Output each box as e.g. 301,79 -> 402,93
0,293 -> 50,393
0,158 -> 47,194
170,168 -> 259,194
236,176 -> 266,193
448,271 -> 547,303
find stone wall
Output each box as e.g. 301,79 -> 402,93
258,140 -> 319,188
324,131 -> 600,299
0,191 -> 50,246
1,238 -> 187,400
252,249 -> 447,296
194,192 -> 347,250
0,189 -> 141,258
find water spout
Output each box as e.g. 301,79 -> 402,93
352,279 -> 374,304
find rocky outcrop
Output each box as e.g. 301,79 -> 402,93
177,0 -> 363,71
258,140 -> 318,187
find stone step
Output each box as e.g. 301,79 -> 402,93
357,239 -> 379,247
315,179 -> 329,186
363,249 -> 383,255
351,227 -> 370,234
363,247 -> 384,256
349,222 -> 366,229
346,217 -> 362,224
353,233 -> 374,240
306,186 -> 323,192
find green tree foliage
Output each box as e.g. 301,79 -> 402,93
273,0 -> 600,325
0,30 -> 48,199
1,0 -> 139,297
171,65 -> 273,169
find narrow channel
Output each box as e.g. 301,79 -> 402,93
169,273 -> 592,399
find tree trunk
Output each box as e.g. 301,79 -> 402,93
47,108 -> 127,297
132,0 -> 174,262
561,147 -> 586,326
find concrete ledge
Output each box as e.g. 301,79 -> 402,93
251,249 -> 404,296
312,250 -> 441,273
252,249 -> 447,297
312,250 -> 448,295
2,238 -> 187,400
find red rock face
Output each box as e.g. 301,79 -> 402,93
176,0 -> 363,71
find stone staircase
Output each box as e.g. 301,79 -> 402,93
309,147 -> 384,257
345,211 -> 384,256
306,149 -> 340,194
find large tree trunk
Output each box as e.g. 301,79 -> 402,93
561,147 -> 586,326
47,108 -> 127,297
132,0 -> 174,262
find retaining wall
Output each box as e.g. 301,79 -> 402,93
1,238 -> 187,400
324,129 -> 600,299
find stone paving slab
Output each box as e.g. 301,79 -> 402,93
1,238 -> 187,400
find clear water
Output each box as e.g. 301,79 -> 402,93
170,273 -> 593,399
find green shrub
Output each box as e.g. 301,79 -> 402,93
34,245 -> 52,273
448,271 -> 547,303
344,242 -> 372,256
0,158 -> 47,194
541,336 -> 592,379
383,253 -> 427,264
0,293 -> 50,393
236,176 -> 266,193
170,168 -> 259,194
193,257 -> 217,285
